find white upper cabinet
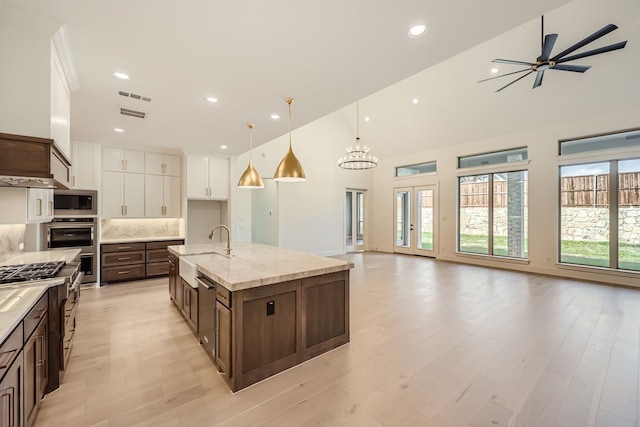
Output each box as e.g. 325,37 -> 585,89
145,175 -> 181,218
72,141 -> 100,189
0,188 -> 52,224
186,156 -> 229,200
102,148 -> 145,173
27,188 -> 54,223
145,153 -> 181,176
102,171 -> 144,218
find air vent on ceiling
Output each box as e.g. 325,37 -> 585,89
119,106 -> 147,119
118,91 -> 151,102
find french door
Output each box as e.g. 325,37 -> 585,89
394,185 -> 437,256
345,190 -> 365,252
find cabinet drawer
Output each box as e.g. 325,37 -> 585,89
0,323 -> 23,380
216,285 -> 231,308
102,250 -> 146,267
24,293 -> 48,342
101,242 -> 146,253
146,248 -> 168,263
102,264 -> 145,282
146,262 -> 169,277
146,240 -> 183,250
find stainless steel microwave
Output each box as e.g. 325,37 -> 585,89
53,189 -> 97,216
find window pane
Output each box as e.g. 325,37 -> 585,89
345,192 -> 352,248
458,148 -> 527,169
396,161 -> 437,177
459,175 -> 489,254
418,189 -> 433,250
396,191 -> 410,247
560,162 -> 610,267
493,171 -> 528,258
618,159 -> 640,271
356,192 -> 364,246
560,129 -> 640,155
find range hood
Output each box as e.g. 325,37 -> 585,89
0,133 -> 71,189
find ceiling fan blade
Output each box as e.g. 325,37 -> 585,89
478,68 -> 531,83
551,24 -> 618,61
533,70 -> 544,88
492,59 -> 534,66
496,71 -> 534,92
551,64 -> 591,72
556,40 -> 627,63
539,34 -> 558,61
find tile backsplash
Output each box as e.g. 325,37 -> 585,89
101,218 -> 183,240
0,224 -> 26,263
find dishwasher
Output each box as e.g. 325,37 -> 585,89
196,275 -> 216,361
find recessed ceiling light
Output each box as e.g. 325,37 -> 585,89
113,72 -> 130,80
491,67 -> 499,74
270,114 -> 280,120
206,97 -> 219,103
220,145 -> 228,150
412,98 -> 419,105
113,127 -> 125,133
364,117 -> 370,122
408,24 -> 427,38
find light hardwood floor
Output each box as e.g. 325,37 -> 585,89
35,252 -> 640,426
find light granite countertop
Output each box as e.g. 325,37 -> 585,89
169,242 -> 354,292
0,249 -> 81,266
100,236 -> 185,244
0,249 -> 79,342
0,280 -> 64,343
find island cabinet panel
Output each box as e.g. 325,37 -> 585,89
168,254 -> 178,301
216,301 -> 232,378
302,271 -> 350,359
0,348 -> 24,427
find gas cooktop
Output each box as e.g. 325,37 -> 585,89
0,261 -> 66,284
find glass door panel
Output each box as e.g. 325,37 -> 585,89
394,185 -> 437,256
345,190 -> 365,252
417,189 -> 433,251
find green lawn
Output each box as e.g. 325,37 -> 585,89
459,233 -> 640,271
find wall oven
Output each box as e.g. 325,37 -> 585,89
53,189 -> 97,216
43,218 -> 97,283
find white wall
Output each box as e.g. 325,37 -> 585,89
0,6 -> 58,138
233,106 -> 373,256
371,108 -> 640,287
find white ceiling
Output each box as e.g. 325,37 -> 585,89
5,0 -> 639,159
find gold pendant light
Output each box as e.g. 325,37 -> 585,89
274,97 -> 307,182
237,123 -> 264,189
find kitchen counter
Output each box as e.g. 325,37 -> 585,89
100,236 -> 185,244
168,242 -> 354,291
0,249 -> 81,266
0,282 -> 60,343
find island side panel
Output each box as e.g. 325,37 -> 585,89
232,279 -> 303,392
301,270 -> 350,360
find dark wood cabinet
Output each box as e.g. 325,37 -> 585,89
215,300 -> 232,377
101,239 -> 183,285
0,348 -> 24,427
168,254 -> 178,301
181,280 -> 198,332
25,314 -> 48,427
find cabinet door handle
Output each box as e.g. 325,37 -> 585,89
118,246 -> 131,250
33,308 -> 47,321
37,198 -> 43,216
121,205 -> 124,216
121,159 -> 125,170
49,200 -> 53,216
117,257 -> 131,261
72,175 -> 76,187
124,159 -> 128,170
37,334 -> 46,366
118,271 -> 131,275
0,349 -> 16,369
125,205 -> 128,216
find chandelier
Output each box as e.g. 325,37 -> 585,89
338,102 -> 378,170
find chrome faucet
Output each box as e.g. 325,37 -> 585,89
209,224 -> 231,255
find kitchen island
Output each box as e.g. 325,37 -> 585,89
167,242 -> 353,392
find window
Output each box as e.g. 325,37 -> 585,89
458,147 -> 527,169
395,161 -> 436,177
560,129 -> 640,155
560,159 -> 640,271
458,171 -> 528,258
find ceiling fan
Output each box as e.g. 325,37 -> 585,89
479,16 -> 627,92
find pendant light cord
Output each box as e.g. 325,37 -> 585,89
356,102 -> 360,142
288,100 -> 293,148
